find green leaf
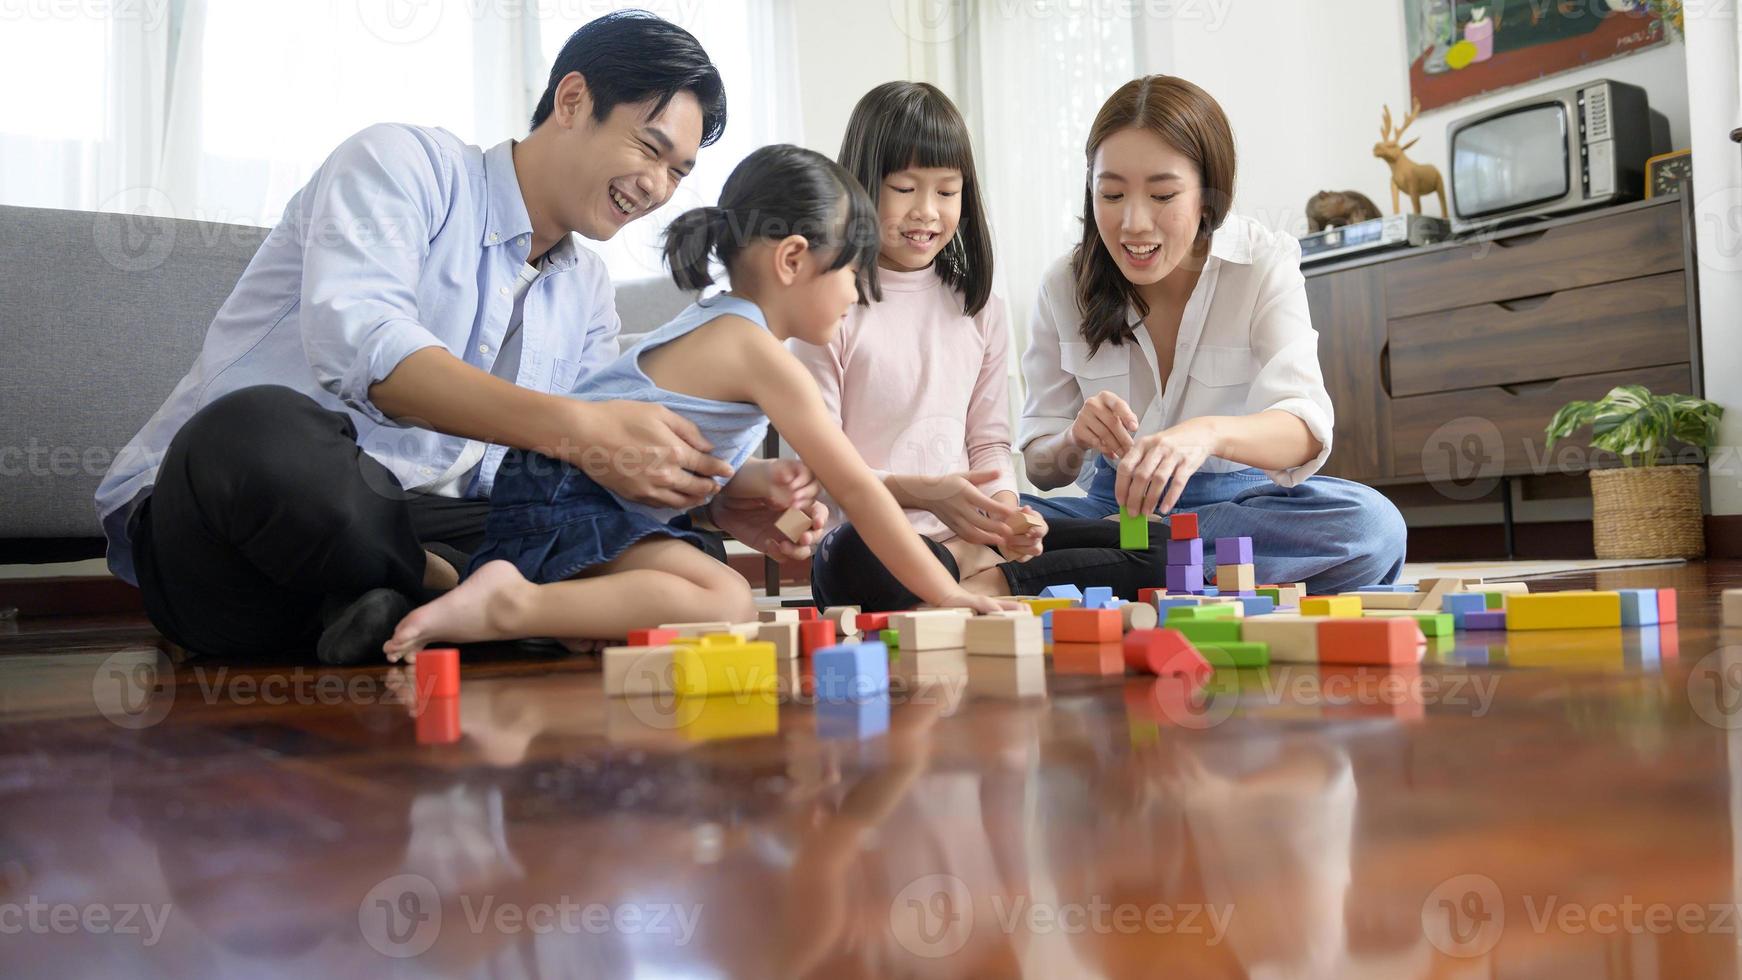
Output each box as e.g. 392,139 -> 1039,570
1548,386 -> 1723,466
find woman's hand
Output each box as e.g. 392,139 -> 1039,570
998,503 -> 1047,562
1069,391 -> 1139,460
888,470 -> 1017,547
1115,418 -> 1221,517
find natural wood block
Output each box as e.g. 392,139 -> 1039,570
1317,618 -> 1422,666
1239,615 -> 1326,663
1053,608 -> 1122,643
1345,591 -> 1418,610
673,642 -> 779,697
757,621 -> 800,659
824,605 -> 862,639
1121,602 -> 1158,632
1411,577 -> 1466,611
1506,592 -> 1622,630
964,615 -> 1044,656
659,621 -> 732,637
1007,511 -> 1042,536
899,610 -> 968,651
758,608 -> 799,624
603,645 -> 678,697
774,507 -> 812,543
1215,563 -> 1256,592
1301,596 -> 1362,618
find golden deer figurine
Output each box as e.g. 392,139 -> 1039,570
1373,97 -> 1447,218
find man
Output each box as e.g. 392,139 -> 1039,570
95,11 -> 821,664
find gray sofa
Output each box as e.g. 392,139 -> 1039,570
0,204 -> 693,564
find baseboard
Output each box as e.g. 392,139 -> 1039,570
1706,516 -> 1742,558
0,576 -> 145,618
1406,521 -> 1598,561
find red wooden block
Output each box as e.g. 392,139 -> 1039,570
1169,513 -> 1199,541
1138,588 -> 1164,605
1657,588 -> 1678,624
416,647 -> 460,699
799,620 -> 836,657
857,612 -> 891,633
1316,618 -> 1420,666
1123,629 -> 1209,681
1053,608 -> 1122,643
795,607 -> 820,622
627,628 -> 679,647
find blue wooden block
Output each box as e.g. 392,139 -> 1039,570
1440,593 -> 1488,629
1042,610 -> 1054,629
1214,536 -> 1253,565
1104,597 -> 1128,609
1165,539 -> 1203,565
1155,597 -> 1199,613
1083,586 -> 1115,608
1235,595 -> 1276,616
1201,587 -> 1220,597
1617,589 -> 1659,626
1165,565 -> 1202,593
1040,584 -> 1083,601
814,642 -> 890,700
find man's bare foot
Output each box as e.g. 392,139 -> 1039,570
385,560 -> 529,661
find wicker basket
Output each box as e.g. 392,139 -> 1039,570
1589,464 -> 1705,559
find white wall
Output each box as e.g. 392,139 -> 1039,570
791,1 -> 918,157
1147,0 -> 1690,235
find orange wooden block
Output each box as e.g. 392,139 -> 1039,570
799,619 -> 836,657
416,647 -> 460,699
1316,618 -> 1421,666
627,628 -> 679,647
1053,608 -> 1121,643
1122,628 -> 1209,680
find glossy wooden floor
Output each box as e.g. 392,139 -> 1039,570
5,564 -> 1742,978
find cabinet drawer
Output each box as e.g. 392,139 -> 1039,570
1389,363 -> 1693,479
1384,201 -> 1684,318
1388,272 -> 1689,397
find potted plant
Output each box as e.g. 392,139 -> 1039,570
1545,385 -> 1722,559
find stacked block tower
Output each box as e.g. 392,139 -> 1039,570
1165,513 -> 1204,594
1215,536 -> 1256,595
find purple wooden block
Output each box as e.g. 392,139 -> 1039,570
1214,536 -> 1253,565
1166,538 -> 1203,565
1165,564 -> 1203,593
1463,611 -> 1507,631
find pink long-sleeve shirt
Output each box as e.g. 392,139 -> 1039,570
787,264 -> 1018,541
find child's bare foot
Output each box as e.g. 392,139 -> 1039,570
385,560 -> 529,661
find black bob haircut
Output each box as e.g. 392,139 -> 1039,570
663,144 -> 882,304
530,9 -> 727,147
837,81 -> 994,317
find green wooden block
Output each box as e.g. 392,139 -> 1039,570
1482,591 -> 1504,610
1173,620 -> 1242,643
1166,604 -> 1237,623
1257,587 -> 1282,603
1119,509 -> 1149,550
881,628 -> 900,649
1411,613 -> 1455,637
1196,641 -> 1270,669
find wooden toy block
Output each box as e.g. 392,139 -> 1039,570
1345,591 -> 1417,610
1301,596 -> 1362,618
789,606 -> 820,621
681,697 -> 779,742
1656,588 -> 1678,623
1256,587 -> 1282,603
880,628 -> 900,649
603,645 -> 678,696
1040,584 -> 1084,601
626,628 -> 680,647
1617,589 -> 1659,627
1052,643 -> 1126,674
1462,611 -> 1507,631
856,612 -> 891,633
1007,510 -> 1042,536
1121,601 -> 1159,632
966,655 -> 1049,699
1360,583 -> 1419,593
1214,537 -> 1253,565
1123,628 -> 1209,680
722,622 -> 764,640
1173,619 -> 1242,644
1722,589 -> 1742,627
1364,610 -> 1455,637
1274,585 -> 1304,607
1023,597 -> 1076,616
1317,618 -> 1422,666
660,621 -> 732,637
1138,587 -> 1164,605
1168,512 -> 1199,540
964,615 -> 1044,656
1410,577 -> 1465,612
416,647 -> 460,699
1200,586 -> 1220,597
899,610 -> 969,650
757,621 -> 800,659
1239,615 -> 1324,663
1196,641 -> 1270,669
1506,592 -> 1622,631
1166,603 -> 1238,623
799,619 -> 837,657
1083,586 -> 1116,608
1119,510 -> 1150,549
1215,563 -> 1256,592
813,641 -> 891,699
1439,593 -> 1489,628
824,605 -> 862,637
1234,595 -> 1277,617
1485,581 -> 1530,595
1053,608 -> 1122,643
1166,539 -> 1203,565
758,608 -> 799,624
672,641 -> 779,697
774,507 -> 813,543
1166,564 -> 1204,593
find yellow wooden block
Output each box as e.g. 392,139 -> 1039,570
1300,596 -> 1362,618
672,642 -> 780,697
1021,598 -> 1076,616
681,697 -> 779,741
1505,592 -> 1621,631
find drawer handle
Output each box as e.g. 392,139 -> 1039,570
1495,230 -> 1548,249
1495,292 -> 1556,312
1380,341 -> 1392,398
1500,379 -> 1561,397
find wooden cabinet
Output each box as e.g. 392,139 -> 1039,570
1305,195 -> 1702,486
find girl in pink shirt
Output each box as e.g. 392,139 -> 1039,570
792,82 -> 1165,611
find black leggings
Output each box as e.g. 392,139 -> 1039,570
809,517 -> 1167,612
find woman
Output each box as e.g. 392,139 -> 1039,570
1020,75 -> 1406,594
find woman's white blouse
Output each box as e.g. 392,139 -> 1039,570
1019,214 -> 1335,491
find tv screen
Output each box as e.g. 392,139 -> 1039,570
1452,104 -> 1570,219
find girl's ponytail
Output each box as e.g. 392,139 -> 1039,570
662,206 -> 728,291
